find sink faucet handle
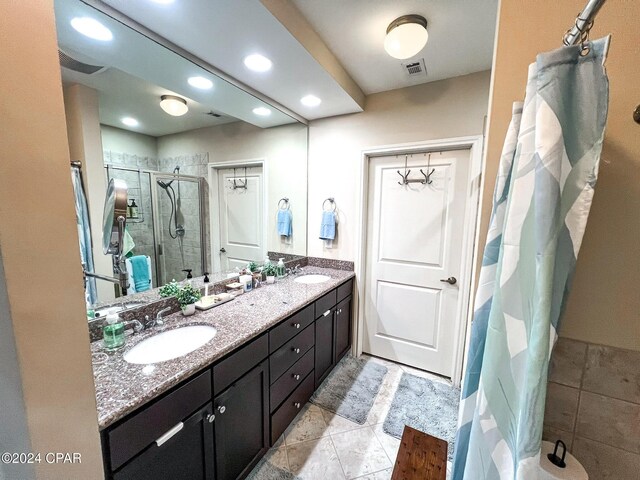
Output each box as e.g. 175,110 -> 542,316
125,319 -> 144,334
156,307 -> 172,326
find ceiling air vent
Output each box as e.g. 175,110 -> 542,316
206,111 -> 222,118
58,50 -> 107,75
401,59 -> 427,77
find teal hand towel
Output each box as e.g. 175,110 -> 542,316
319,211 -> 336,240
130,255 -> 151,292
277,209 -> 293,237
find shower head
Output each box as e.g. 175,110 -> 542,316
157,179 -> 174,189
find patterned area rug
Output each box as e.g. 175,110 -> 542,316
383,372 -> 460,461
310,354 -> 388,424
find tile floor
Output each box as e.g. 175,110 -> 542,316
249,354 -> 453,480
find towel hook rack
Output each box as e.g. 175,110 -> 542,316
397,154 -> 434,185
322,197 -> 336,212
231,167 -> 247,190
278,197 -> 290,210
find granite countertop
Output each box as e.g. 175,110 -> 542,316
91,266 -> 355,430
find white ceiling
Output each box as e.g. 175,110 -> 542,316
96,0 -> 364,120
293,0 -> 498,94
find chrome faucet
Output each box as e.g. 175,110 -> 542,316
287,264 -> 303,275
144,307 -> 172,330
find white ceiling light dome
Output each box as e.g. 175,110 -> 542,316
252,107 -> 271,116
244,54 -> 273,72
384,15 -> 428,60
300,95 -> 321,107
121,117 -> 139,127
188,76 -> 213,90
70,17 -> 113,41
159,95 -> 188,116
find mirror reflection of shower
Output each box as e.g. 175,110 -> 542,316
156,166 -> 185,239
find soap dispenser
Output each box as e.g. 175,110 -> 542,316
276,258 -> 286,279
103,313 -> 125,350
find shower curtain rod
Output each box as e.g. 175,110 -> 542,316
563,0 -> 607,46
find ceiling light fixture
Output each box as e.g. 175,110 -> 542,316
121,117 -> 139,127
188,76 -> 213,90
244,54 -> 272,72
300,95 -> 321,107
252,107 -> 271,116
70,17 -> 113,41
384,15 -> 428,59
159,95 -> 188,116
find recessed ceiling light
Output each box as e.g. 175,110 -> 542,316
159,95 -> 188,116
188,76 -> 213,90
252,107 -> 271,116
300,95 -> 321,107
244,54 -> 272,72
384,15 -> 429,59
121,117 -> 139,127
70,17 -> 113,41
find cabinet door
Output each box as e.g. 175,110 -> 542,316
334,296 -> 352,362
214,360 -> 269,480
315,308 -> 335,387
112,403 -> 214,480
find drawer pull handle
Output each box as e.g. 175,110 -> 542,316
156,422 -> 184,447
293,374 -> 300,381
293,323 -> 301,329
206,414 -> 215,423
294,402 -> 301,409
322,309 -> 331,317
218,406 -> 226,414
292,347 -> 300,354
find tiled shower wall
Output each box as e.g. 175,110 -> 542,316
543,338 -> 640,479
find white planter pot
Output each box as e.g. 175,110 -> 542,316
181,304 -> 196,316
266,276 -> 275,284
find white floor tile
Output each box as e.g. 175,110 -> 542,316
320,407 -> 364,435
284,403 -> 329,445
370,423 -> 401,463
287,437 -> 346,480
353,468 -> 393,480
331,426 -> 392,480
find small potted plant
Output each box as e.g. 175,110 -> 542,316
248,261 -> 262,283
263,263 -> 277,284
176,283 -> 201,316
158,280 -> 180,298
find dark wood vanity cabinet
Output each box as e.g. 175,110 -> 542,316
213,360 -> 269,480
102,277 -> 354,480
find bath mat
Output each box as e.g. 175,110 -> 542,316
246,460 -> 300,480
383,373 -> 460,461
310,354 -> 388,424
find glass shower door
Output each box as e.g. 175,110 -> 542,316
152,173 -> 206,285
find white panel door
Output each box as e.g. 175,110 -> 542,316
364,150 -> 470,377
218,167 -> 264,271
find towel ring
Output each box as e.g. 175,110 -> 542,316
322,198 -> 336,212
278,198 -> 290,210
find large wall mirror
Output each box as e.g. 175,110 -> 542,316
55,0 -> 308,314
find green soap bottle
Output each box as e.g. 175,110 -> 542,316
103,313 -> 125,350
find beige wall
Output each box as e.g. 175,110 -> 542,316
102,124 -> 158,159
306,71 -> 491,260
485,0 -> 640,351
0,1 -> 104,478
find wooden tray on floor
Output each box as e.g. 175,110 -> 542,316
391,426 -> 448,480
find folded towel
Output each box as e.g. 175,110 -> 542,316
129,255 -> 151,293
277,209 -> 293,237
319,211 -> 336,240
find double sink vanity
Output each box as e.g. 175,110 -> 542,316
91,265 -> 354,480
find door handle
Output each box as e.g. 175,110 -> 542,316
155,422 -> 184,447
440,277 -> 457,285
219,247 -> 226,253
322,309 -> 331,317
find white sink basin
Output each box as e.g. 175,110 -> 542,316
124,325 -> 217,364
294,274 -> 331,284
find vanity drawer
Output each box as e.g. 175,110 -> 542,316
315,289 -> 337,319
214,333 -> 268,395
337,279 -> 354,303
107,369 -> 212,472
269,304 -> 314,353
270,347 -> 315,411
270,324 -> 314,383
270,372 -> 315,444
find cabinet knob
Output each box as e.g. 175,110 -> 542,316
293,323 -> 301,329
217,406 -> 226,414
293,374 -> 300,381
206,414 -> 215,423
292,347 -> 300,354
294,402 -> 301,409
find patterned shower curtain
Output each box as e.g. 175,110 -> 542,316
453,37 -> 610,479
71,166 -> 98,306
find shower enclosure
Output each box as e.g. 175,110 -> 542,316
104,165 -> 207,290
